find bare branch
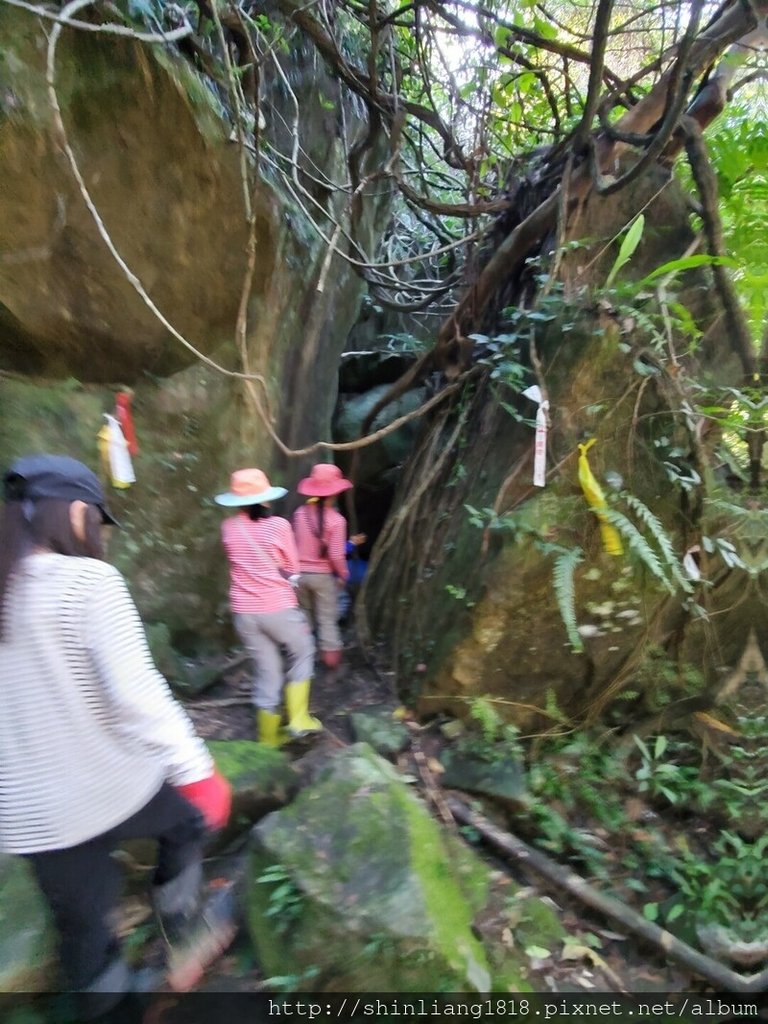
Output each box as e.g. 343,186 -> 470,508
2,0 -> 194,39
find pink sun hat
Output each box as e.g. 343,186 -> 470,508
297,463 -> 353,498
214,468 -> 288,507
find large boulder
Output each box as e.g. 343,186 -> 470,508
349,706 -> 411,756
246,743 -> 531,991
0,855 -> 57,992
0,14 -> 256,381
0,5 -> 392,649
208,739 -> 299,824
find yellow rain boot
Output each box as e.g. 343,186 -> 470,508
256,709 -> 285,748
284,680 -> 322,737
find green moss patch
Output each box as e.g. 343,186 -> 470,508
246,744 -> 533,991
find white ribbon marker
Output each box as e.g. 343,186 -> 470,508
683,544 -> 701,581
104,413 -> 136,486
522,385 -> 550,488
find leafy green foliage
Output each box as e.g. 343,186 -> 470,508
627,645 -> 705,712
689,108 -> 767,342
634,253 -> 736,288
464,477 -> 694,655
471,332 -> 528,395
604,215 -> 645,289
444,583 -> 474,608
633,735 -> 699,804
508,710 -> 768,944
620,494 -> 691,593
460,696 -> 524,763
552,546 -> 584,653
256,864 -> 305,936
468,695 -> 504,744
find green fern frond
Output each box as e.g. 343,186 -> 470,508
469,696 -> 502,743
552,546 -> 584,653
545,687 -> 570,724
707,498 -> 768,524
598,507 -> 674,593
621,493 -> 692,593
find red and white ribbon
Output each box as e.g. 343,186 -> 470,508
523,385 -> 549,488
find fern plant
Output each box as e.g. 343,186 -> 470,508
597,505 -> 676,594
619,492 -> 693,594
551,546 -> 584,653
460,696 -> 524,762
468,695 -> 503,743
256,864 -> 305,935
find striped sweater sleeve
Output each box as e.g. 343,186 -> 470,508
84,568 -> 214,786
275,517 -> 301,576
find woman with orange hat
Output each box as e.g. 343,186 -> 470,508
215,468 -> 320,746
292,463 -> 359,670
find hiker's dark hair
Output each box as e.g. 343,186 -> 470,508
0,499 -> 104,635
247,504 -> 273,521
312,502 -> 329,559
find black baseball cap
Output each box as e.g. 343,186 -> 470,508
3,454 -> 120,526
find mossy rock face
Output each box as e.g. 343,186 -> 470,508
349,707 -> 410,756
439,750 -> 528,809
511,893 -> 566,953
247,743 -> 513,991
144,623 -> 220,696
0,855 -> 57,992
0,6 -> 391,650
0,10 -> 262,381
208,740 -> 299,823
0,9 -> 389,389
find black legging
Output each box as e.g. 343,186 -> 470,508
25,783 -> 205,990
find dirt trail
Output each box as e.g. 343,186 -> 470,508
177,638 -> 706,995
183,634 -> 396,743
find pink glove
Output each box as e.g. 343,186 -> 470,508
176,769 -> 232,831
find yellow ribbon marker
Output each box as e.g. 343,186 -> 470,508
97,418 -> 134,489
577,439 -> 623,556
97,423 -> 112,481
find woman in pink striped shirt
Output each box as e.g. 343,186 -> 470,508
292,463 -> 355,670
215,468 -> 320,747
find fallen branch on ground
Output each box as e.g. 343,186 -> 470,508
447,795 -> 768,993
411,744 -> 455,828
186,697 -> 252,710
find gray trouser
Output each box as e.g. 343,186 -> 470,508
298,572 -> 342,652
233,608 -> 315,710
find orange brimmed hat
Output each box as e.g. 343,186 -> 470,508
297,463 -> 353,498
214,468 -> 287,507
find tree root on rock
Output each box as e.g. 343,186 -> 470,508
446,796 -> 768,993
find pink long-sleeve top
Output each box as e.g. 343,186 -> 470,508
221,514 -> 300,614
292,504 -> 349,580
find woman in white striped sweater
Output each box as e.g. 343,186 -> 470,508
0,455 -> 234,1017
